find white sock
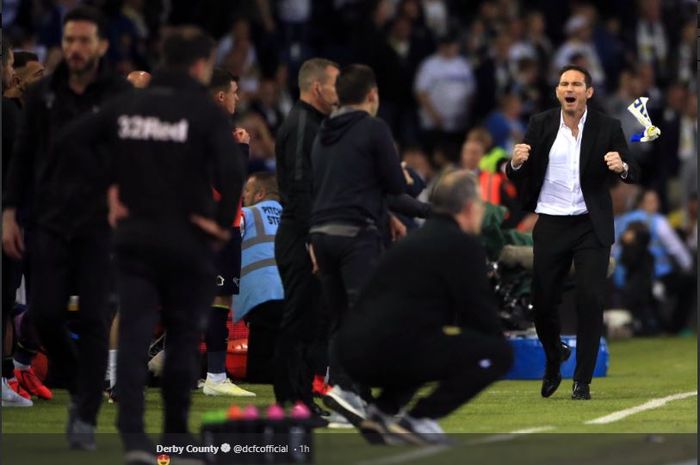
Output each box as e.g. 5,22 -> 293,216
206,372 -> 226,383
13,361 -> 30,371
108,350 -> 117,388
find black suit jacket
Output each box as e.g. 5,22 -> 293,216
506,108 -> 639,246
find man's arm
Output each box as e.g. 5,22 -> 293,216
387,194 -> 431,219
506,114 -> 538,182
2,88 -> 44,258
610,118 -> 639,184
210,115 -> 245,229
374,121 -> 406,195
3,87 -> 42,211
276,109 -> 316,227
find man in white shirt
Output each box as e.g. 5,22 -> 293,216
506,65 -> 639,400
414,31 -> 475,163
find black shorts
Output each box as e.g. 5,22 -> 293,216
215,227 -> 241,296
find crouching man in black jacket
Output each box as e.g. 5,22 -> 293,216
56,28 -> 245,464
338,170 -> 513,446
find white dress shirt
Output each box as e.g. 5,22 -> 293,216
535,110 -> 588,216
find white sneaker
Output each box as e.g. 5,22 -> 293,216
389,415 -> 452,445
325,411 -> 354,429
322,385 -> 367,426
202,378 -> 256,397
1,377 -> 33,407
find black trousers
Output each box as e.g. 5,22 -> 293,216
1,251 -> 22,378
310,229 -> 382,392
29,227 -> 112,424
115,244 -> 215,450
532,214 -> 610,384
274,221 -> 327,405
244,300 -> 283,383
339,327 -> 513,419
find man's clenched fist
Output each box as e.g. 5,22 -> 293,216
511,143 -> 531,169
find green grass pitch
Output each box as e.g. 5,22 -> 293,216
2,336 -> 696,465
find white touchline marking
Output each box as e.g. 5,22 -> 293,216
354,427 -> 555,465
585,391 -> 698,425
509,426 -> 556,434
354,445 -> 450,465
354,391 -> 697,465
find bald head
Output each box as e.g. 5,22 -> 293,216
127,70 -> 151,88
430,169 -> 484,234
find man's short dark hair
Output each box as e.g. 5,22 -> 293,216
558,64 -> 592,88
208,67 -> 238,93
12,51 -> 40,69
63,6 -> 108,39
162,27 -> 215,70
336,64 -> 377,106
430,169 -> 481,215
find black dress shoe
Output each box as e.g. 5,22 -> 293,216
572,382 -> 591,400
541,342 -> 572,398
541,369 -> 561,398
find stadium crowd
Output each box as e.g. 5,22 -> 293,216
1,0 -> 697,459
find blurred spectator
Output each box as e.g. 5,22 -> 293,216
414,30 -> 475,163
627,0 -> 668,84
464,18 -> 490,62
217,18 -> 261,98
396,0 -> 435,59
36,0 -> 83,49
668,20 -> 696,88
249,78 -> 285,136
509,57 -> 550,122
460,139 -> 485,174
606,69 -> 655,186
669,193 -> 699,255
578,2 -> 626,94
274,63 -> 294,115
466,127 -> 507,174
484,93 -> 525,153
103,0 -> 148,75
474,32 -> 515,122
238,112 -> 276,172
276,0 -> 313,70
507,18 -> 537,66
421,0 -> 449,38
677,94 -> 697,208
637,63 -> 662,109
523,11 -> 553,76
551,14 -> 605,89
614,190 -> 695,334
617,221 -> 659,334
402,145 -> 434,188
374,15 -> 423,147
652,82 -> 688,211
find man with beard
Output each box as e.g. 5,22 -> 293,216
2,6 -> 130,449
4,51 -> 45,106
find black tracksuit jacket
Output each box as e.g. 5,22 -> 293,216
311,109 -> 406,227
53,71 -> 245,254
3,61 -> 130,236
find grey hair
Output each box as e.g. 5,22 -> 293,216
298,57 -> 338,92
430,169 -> 481,215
